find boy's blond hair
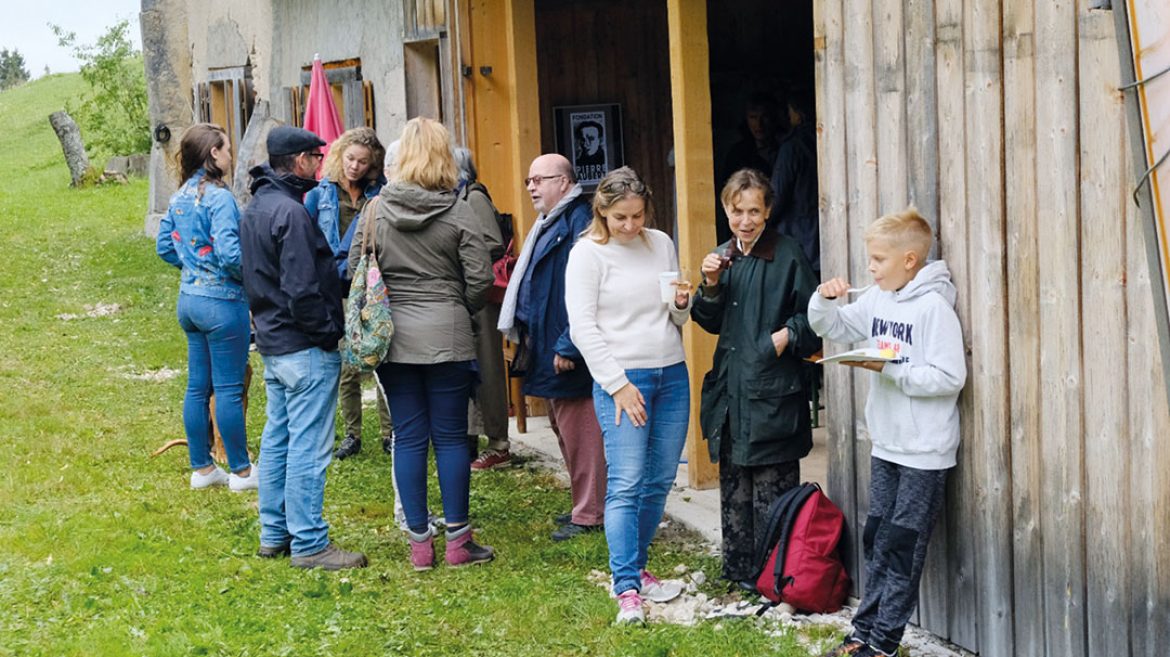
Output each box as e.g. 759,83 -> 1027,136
865,207 -> 933,261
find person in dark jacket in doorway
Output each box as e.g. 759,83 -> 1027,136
692,168 -> 820,591
239,125 -> 367,571
769,91 -> 820,277
497,154 -> 607,542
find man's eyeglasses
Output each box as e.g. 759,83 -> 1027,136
303,151 -> 324,160
524,174 -> 565,187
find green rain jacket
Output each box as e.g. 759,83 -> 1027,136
691,228 -> 821,467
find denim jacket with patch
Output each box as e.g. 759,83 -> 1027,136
156,170 -> 245,301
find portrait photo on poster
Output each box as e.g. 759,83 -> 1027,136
554,104 -> 624,190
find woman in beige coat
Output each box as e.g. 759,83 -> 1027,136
349,118 -> 493,570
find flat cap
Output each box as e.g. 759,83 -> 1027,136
267,126 -> 326,157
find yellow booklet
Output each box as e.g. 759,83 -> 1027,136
816,347 -> 897,365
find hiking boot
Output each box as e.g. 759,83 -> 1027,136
615,589 -> 645,624
190,466 -> 230,489
382,433 -> 394,455
551,522 -> 603,542
555,512 -> 573,526
445,525 -> 495,566
407,527 -> 435,571
640,570 -> 684,603
470,449 -> 512,471
334,435 -> 361,460
290,543 -> 368,571
229,466 -> 259,492
818,636 -> 870,657
257,542 -> 291,558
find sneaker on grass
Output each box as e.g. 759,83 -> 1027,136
615,589 -> 645,624
229,466 -> 259,492
190,466 -> 230,489
470,449 -> 512,471
640,570 -> 684,603
334,434 -> 361,460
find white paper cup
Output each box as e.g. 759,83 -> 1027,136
659,272 -> 679,303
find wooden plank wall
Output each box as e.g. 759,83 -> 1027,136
814,0 -> 1170,655
532,0 -> 673,227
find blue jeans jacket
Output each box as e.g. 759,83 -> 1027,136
156,170 -> 245,300
304,177 -> 384,281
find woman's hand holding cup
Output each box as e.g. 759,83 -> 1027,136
701,253 -> 724,287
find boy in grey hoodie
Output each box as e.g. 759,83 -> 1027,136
808,209 -> 966,657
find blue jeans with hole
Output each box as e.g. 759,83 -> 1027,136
176,292 -> 252,473
593,361 -> 690,596
376,361 -> 475,532
257,347 -> 341,557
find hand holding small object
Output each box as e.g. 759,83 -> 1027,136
672,279 -> 692,308
553,353 -> 576,374
841,360 -> 885,372
612,383 -> 647,427
817,277 -> 852,299
701,253 -> 723,286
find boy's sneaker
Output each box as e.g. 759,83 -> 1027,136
445,526 -> 495,566
334,435 -> 361,460
229,466 -> 259,492
470,449 -> 512,471
818,637 -> 870,657
290,543 -> 368,571
190,466 -> 230,489
640,570 -> 684,603
615,589 -> 645,624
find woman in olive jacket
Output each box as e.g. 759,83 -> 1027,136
691,168 -> 821,590
349,118 -> 494,570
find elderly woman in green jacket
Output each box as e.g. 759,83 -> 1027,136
692,168 -> 821,592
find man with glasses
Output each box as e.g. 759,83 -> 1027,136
498,154 -> 607,541
239,126 -> 367,570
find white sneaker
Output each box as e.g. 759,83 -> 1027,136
190,466 -> 230,489
615,589 -> 645,624
640,570 -> 684,603
229,466 -> 259,492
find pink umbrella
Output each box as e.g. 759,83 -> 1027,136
303,54 -> 344,178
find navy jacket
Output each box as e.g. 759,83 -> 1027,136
239,164 -> 344,356
517,196 -> 593,399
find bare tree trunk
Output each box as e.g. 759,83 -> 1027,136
49,110 -> 90,187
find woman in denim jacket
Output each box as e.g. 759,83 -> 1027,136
156,123 -> 256,492
303,127 -> 392,460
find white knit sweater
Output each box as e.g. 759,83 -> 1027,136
565,228 -> 690,394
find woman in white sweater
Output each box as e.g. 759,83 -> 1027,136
565,167 -> 692,624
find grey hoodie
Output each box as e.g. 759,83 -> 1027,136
349,181 -> 493,364
808,260 -> 967,469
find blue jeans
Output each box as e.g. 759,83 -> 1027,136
257,347 -> 341,557
376,361 -> 474,532
593,361 -> 690,595
176,293 -> 251,473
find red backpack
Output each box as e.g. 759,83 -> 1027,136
753,482 -> 850,613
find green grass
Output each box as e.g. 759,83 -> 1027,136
0,75 -> 819,656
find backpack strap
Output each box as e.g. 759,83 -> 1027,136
770,483 -> 820,597
750,483 -> 811,580
359,196 -> 380,257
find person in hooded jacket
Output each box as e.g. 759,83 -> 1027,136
809,209 -> 966,657
304,127 -> 393,460
349,118 -> 495,570
692,168 -> 821,591
239,125 -> 367,571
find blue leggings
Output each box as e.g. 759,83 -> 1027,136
376,361 -> 474,531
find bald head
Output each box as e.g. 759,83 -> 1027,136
526,154 -> 575,214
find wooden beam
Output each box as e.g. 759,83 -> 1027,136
666,0 -> 719,490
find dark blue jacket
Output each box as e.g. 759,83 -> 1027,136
239,164 -> 344,356
517,196 -> 593,399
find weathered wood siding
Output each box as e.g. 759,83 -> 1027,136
814,1 -> 1170,654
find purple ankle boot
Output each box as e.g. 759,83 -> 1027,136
407,527 -> 434,571
445,525 -> 495,566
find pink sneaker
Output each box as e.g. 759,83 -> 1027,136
445,525 -> 495,566
408,527 -> 434,571
640,570 -> 683,603
615,589 -> 645,624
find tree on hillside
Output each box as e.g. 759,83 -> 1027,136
0,48 -> 31,90
50,20 -> 150,157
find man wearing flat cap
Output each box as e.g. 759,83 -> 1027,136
239,125 -> 367,570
